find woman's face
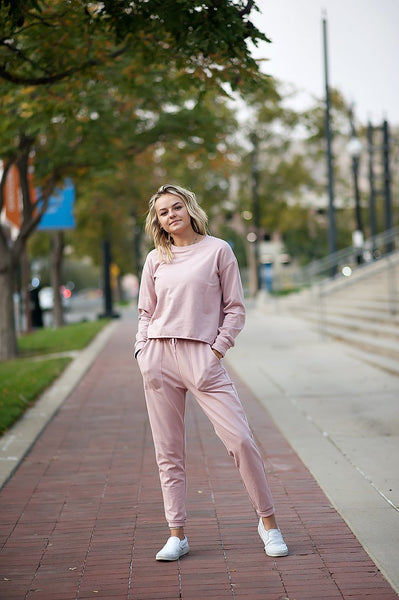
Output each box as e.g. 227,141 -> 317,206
155,193 -> 192,237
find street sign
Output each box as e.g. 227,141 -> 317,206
37,179 -> 76,230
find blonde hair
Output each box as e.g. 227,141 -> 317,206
145,184 -> 208,262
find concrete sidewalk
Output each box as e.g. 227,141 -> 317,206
227,301 -> 399,593
0,307 -> 398,599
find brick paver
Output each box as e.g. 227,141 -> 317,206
0,319 -> 397,599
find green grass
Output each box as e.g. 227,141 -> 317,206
269,286 -> 304,296
0,319 -> 110,435
18,319 -> 109,356
0,357 -> 72,435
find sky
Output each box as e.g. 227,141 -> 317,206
249,0 -> 399,126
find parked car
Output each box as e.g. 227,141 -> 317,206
38,287 -> 71,311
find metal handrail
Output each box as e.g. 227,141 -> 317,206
293,226 -> 399,288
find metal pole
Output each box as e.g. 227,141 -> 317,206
367,122 -> 377,256
348,108 -> 364,234
382,120 -> 393,252
250,132 -> 261,291
101,239 -> 113,318
353,156 -> 363,233
322,16 -> 337,276
348,107 -> 363,263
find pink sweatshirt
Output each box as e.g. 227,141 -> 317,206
135,235 -> 245,357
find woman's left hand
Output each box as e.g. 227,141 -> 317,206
212,348 -> 223,360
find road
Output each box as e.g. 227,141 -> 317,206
42,289 -> 105,327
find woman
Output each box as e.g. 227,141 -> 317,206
135,184 -> 288,561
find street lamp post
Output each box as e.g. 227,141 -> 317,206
367,122 -> 377,257
322,16 -> 337,276
250,132 -> 261,292
382,120 -> 394,253
101,238 -> 114,317
130,209 -> 143,283
347,107 -> 364,264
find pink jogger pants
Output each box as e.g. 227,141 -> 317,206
137,338 -> 275,528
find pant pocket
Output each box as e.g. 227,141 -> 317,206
193,343 -> 228,392
137,340 -> 164,391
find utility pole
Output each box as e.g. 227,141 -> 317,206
367,122 -> 377,256
250,131 -> 261,292
382,120 -> 393,252
347,106 -> 364,263
322,15 -> 337,276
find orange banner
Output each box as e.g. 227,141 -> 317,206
4,164 -> 22,229
3,157 -> 37,230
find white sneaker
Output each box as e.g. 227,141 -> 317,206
258,519 -> 288,557
156,536 -> 190,561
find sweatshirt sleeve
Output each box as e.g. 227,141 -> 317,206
134,253 -> 157,356
211,248 -> 246,357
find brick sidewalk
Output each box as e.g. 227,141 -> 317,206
0,320 -> 397,600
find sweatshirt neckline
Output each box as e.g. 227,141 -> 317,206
171,235 -> 209,252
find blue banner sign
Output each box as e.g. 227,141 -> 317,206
37,179 -> 76,230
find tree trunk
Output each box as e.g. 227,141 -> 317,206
0,136 -> 58,359
51,231 -> 64,328
20,244 -> 32,333
0,258 -> 18,361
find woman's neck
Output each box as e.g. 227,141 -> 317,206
172,232 -> 204,247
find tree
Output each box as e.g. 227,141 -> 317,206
63,88 -> 240,277
231,84 -> 359,270
227,81 -> 316,280
0,0 -> 270,360
0,1 -> 268,87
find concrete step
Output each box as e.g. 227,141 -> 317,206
343,347 -> 399,377
325,298 -> 398,310
275,249 -> 399,370
330,294 -> 399,315
299,316 -> 399,361
292,306 -> 399,332
328,294 -> 399,307
278,289 -> 398,314
321,305 -> 399,326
